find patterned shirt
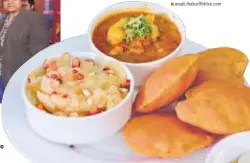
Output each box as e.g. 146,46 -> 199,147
0,15 -> 16,75
0,17 -> 10,47
0,14 -> 7,20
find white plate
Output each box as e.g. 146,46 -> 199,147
205,131 -> 250,163
2,35 -> 214,163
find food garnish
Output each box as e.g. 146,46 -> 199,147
25,53 -> 130,117
123,15 -> 152,43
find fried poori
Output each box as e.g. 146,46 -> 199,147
176,81 -> 250,135
193,47 -> 249,85
133,55 -> 198,113
122,113 -> 215,158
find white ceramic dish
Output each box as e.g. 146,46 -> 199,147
87,1 -> 186,86
2,35 -> 215,163
22,52 -> 135,145
205,131 -> 250,163
238,151 -> 250,163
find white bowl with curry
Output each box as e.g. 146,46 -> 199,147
87,1 -> 186,86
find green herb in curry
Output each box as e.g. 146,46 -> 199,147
123,15 -> 152,43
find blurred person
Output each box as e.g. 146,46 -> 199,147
0,3 -> 7,21
43,0 -> 54,44
0,0 -> 50,97
22,0 -> 35,11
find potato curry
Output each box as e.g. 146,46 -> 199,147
92,11 -> 182,63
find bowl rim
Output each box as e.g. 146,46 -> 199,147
87,0 -> 186,67
205,131 -> 250,163
22,52 -> 135,121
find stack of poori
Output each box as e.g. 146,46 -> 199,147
122,47 -> 250,158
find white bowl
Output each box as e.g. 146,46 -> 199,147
22,52 -> 135,145
205,131 -> 250,163
87,1 -> 186,86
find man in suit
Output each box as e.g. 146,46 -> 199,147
0,0 -> 50,90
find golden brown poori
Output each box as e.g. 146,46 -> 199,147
122,113 -> 215,158
176,81 -> 250,135
133,55 -> 198,113
193,47 -> 248,86
123,46 -> 250,158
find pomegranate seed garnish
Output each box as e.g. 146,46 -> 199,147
89,107 -> 102,115
72,57 -> 81,68
78,111 -> 90,116
120,79 -> 131,88
76,73 -> 84,80
62,94 -> 68,98
103,67 -> 110,71
36,103 -> 44,110
51,91 -> 57,95
50,74 -> 57,79
72,69 -> 78,73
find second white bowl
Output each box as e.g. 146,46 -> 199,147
22,52 -> 135,145
87,1 -> 186,86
